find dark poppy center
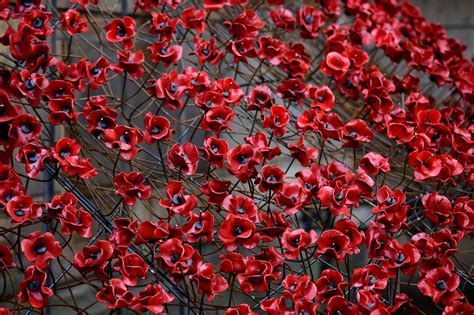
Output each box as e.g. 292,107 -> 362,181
436,280 -> 447,290
331,242 -> 340,251
15,209 -> 25,216
223,91 -> 229,98
237,207 -> 245,214
349,131 -> 358,138
117,26 -> 126,37
119,134 -> 130,144
386,197 -> 396,206
33,18 -> 44,28
28,280 -> 40,291
25,79 -> 35,90
90,66 -> 100,75
90,252 -> 100,260
170,253 -> 180,263
159,22 -> 167,28
62,107 -> 71,114
211,145 -> 219,153
22,0 -> 32,7
304,15 -> 314,24
267,175 -> 277,183
238,155 -> 249,164
160,47 -> 168,54
334,191 -> 344,201
333,311 -> 342,315
34,244 -> 47,255
21,123 -> 32,134
172,194 -> 184,205
305,183 -> 313,190
232,226 -> 243,237
395,252 -> 405,263
150,126 -> 161,134
98,117 -> 109,129
317,95 -> 324,102
292,237 -> 300,246
27,152 -> 38,163
327,281 -> 336,289
194,221 -> 203,230
60,149 -> 70,158
202,48 -> 210,56
368,275 -> 377,285
169,83 -> 178,94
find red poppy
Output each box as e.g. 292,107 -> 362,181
343,119 -> 373,147
219,214 -> 259,251
16,142 -> 49,178
148,40 -> 183,67
274,182 -> 309,215
418,267 -> 463,305
315,269 -> 347,303
167,143 -> 199,176
244,132 -> 281,161
191,263 -> 228,301
105,16 -> 135,50
73,240 -> 114,280
320,52 -> 350,79
351,264 -> 388,291
61,8 -> 88,35
183,210 -> 215,243
181,7 -> 206,33
21,231 -> 61,270
381,240 -> 421,276
113,50 -> 145,79
113,171 -> 152,206
148,70 -> 190,110
156,238 -> 200,280
237,256 -> 281,292
422,192 -> 453,227
103,125 -> 143,160
358,152 -> 390,175
143,113 -> 173,144
224,9 -> 265,39
60,205 -> 93,238
288,135 -> 319,167
257,36 -> 286,66
315,230 -> 352,262
85,57 -> 111,90
6,195 -> 42,224
192,36 -> 224,66
131,283 -> 174,313
17,266 -> 53,309
262,105 -> 290,137
212,77 -> 244,105
48,98 -> 79,125
201,105 -> 235,135
281,228 -> 317,259
159,180 -> 197,217
227,143 -> 263,182
200,179 -> 231,205
222,194 -> 258,222
246,85 -> 274,111
258,165 -> 285,192
113,253 -> 148,286
109,218 -> 138,250
11,69 -> 49,106
296,5 -> 326,39
203,136 -> 229,169
225,304 -> 257,315
269,8 -> 296,32
226,37 -> 258,64
96,278 -> 134,310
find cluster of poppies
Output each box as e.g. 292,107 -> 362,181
0,0 -> 472,314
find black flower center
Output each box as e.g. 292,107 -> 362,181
90,66 -> 100,75
436,280 -> 447,290
60,150 -> 70,158
233,226 -> 243,237
335,191 -> 344,201
22,0 -> 32,8
98,117 -> 109,129
21,123 -> 32,134
117,27 -> 126,37
304,15 -> 314,24
90,252 -> 100,260
327,281 -> 336,289
170,253 -> 180,263
150,126 -> 161,134
34,244 -> 47,255
237,207 -> 245,214
172,194 -> 184,205
25,79 -> 36,92
27,152 -> 37,163
211,145 -> 219,153
386,197 -> 396,206
28,280 -> 40,291
395,252 -> 405,263
194,221 -> 203,230
238,155 -> 249,164
33,18 -> 43,28
119,134 -> 130,144
317,95 -> 324,102
15,209 -> 25,216
267,175 -> 277,183
169,83 -> 178,94
368,275 -> 377,285
223,91 -> 229,98
202,48 -> 210,56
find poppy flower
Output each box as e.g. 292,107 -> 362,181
183,211 -> 215,243
201,105 -> 235,136
181,7 -> 206,33
148,40 -> 183,67
315,111 -> 345,141
257,36 -> 286,66
262,105 -> 290,137
113,50 -> 145,79
60,205 -> 93,238
288,135 -> 319,167
296,5 -> 326,39
320,52 -> 350,79
422,192 -> 453,227
418,267 -> 463,305
315,229 -> 351,262
159,180 -> 197,217
135,220 -> 171,245
103,125 -> 143,160
156,238 -> 200,280
327,296 -> 359,315
258,165 -> 285,192
143,113 -> 173,144
219,214 -> 259,251
0,244 -> 16,271
213,77 -> 244,105
203,0 -> 227,11
315,269 -> 347,303
225,304 -> 257,315
131,283 -> 174,313
148,70 -> 190,110
113,171 -> 152,206
269,8 -> 296,32
61,8 -> 88,35
244,132 -> 281,161
192,36 -> 224,66
224,9 -> 265,39
21,231 -> 61,270
381,240 -> 420,276
17,266 -> 53,309
351,264 -> 388,291
96,278 -> 134,310
109,218 -> 138,251
113,253 -> 148,286
307,85 -> 335,111
167,143 -> 200,176
11,113 -> 42,144
407,151 -> 442,181
282,274 -> 317,301
11,69 -> 49,106
219,252 -> 246,275
227,144 -> 263,182
281,228 -> 317,259
237,256 -> 281,292
203,136 -> 229,169
334,218 -> 364,253
246,85 -> 274,111
274,182 -> 309,215
358,152 -> 390,175
73,240 -> 114,280
200,179 -> 231,205
191,263 -> 228,301
222,194 -> 258,222
48,98 -> 79,125
280,44 -> 311,79
6,195 -> 42,224
52,137 -> 97,179
226,37 -> 258,64
443,301 -> 474,315
105,16 -> 135,50
85,57 -> 111,90
16,142 -> 50,178
343,119 -> 373,147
